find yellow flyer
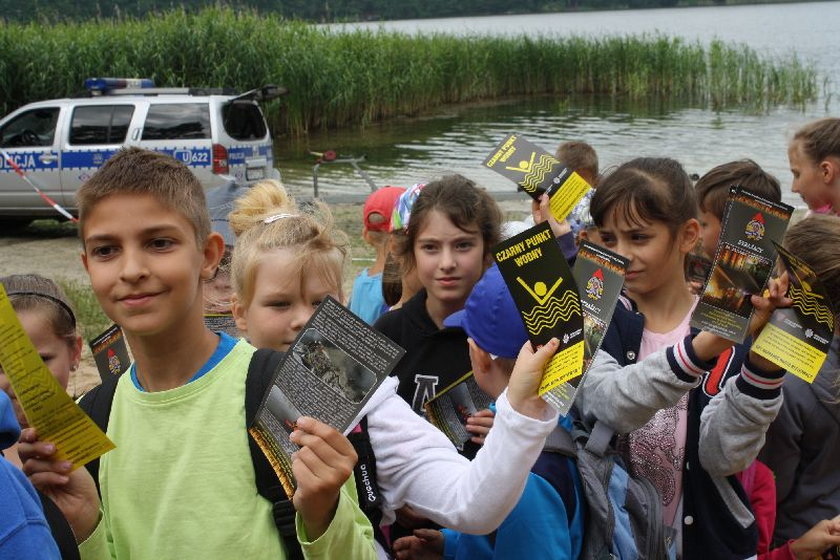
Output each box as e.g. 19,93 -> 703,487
0,285 -> 114,469
483,133 -> 591,222
753,243 -> 835,383
493,222 -> 585,399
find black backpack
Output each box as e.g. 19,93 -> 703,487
78,348 -> 385,559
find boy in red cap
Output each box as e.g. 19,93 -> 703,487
349,186 -> 405,323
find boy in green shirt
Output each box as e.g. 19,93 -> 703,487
17,148 -> 376,559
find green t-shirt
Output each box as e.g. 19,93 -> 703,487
80,339 -> 375,559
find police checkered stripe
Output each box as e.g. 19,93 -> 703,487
61,149 -> 119,170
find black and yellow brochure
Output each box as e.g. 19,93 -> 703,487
483,133 -> 591,222
691,187 -> 793,343
753,243 -> 835,383
493,222 -> 584,403
542,241 -> 630,415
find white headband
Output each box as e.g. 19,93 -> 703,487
263,213 -> 299,224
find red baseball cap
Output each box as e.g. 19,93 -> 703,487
364,186 -> 406,232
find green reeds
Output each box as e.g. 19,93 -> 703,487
0,7 -> 819,135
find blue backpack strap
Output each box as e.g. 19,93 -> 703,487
245,348 -> 304,560
77,374 -> 121,497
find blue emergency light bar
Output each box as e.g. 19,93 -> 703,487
84,77 -> 155,92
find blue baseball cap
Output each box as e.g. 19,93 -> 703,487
443,265 -> 528,359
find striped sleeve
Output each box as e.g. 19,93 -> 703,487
735,357 -> 785,399
666,335 -> 715,382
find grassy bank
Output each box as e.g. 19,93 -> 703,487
0,7 -> 819,135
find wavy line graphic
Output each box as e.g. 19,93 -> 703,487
522,290 -> 581,335
521,154 -> 555,194
789,284 -> 835,328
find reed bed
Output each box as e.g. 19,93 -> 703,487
0,7 -> 819,135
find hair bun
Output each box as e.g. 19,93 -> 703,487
229,180 -> 297,237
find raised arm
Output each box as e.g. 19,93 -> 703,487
699,357 -> 785,477
365,340 -> 561,534
575,337 -> 710,433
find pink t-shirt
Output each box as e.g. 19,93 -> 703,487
624,298 -> 697,528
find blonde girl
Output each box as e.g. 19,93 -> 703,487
229,180 -> 348,351
228,179 -> 564,559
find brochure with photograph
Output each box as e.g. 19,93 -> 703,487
248,296 -> 405,497
424,372 -> 493,450
204,313 -> 239,337
691,187 -> 793,343
0,286 -> 115,468
752,243 -> 835,383
686,252 -> 713,287
89,324 -> 131,382
493,222 -> 584,403
483,133 -> 591,222
534,241 -> 629,415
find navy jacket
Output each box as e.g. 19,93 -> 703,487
600,302 -> 760,560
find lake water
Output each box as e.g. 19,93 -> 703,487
277,2 -> 840,208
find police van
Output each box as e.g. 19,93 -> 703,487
0,78 -> 284,226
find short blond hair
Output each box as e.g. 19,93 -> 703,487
229,180 -> 348,308
77,148 -> 210,245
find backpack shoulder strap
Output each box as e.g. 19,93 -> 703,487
347,415 -> 389,550
584,421 -> 615,457
542,424 -> 576,457
246,348 -> 304,560
77,374 -> 121,497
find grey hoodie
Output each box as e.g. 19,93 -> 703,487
759,336 -> 840,545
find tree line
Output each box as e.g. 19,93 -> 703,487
2,0 -> 770,24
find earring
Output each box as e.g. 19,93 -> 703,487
71,363 -> 79,372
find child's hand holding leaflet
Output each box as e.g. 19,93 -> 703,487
288,416 -> 359,540
249,296 -> 405,498
424,372 -> 494,450
484,133 -> 591,223
752,243 -> 835,382
0,285 -> 114,469
691,187 -> 793,343
0,284 -> 111,543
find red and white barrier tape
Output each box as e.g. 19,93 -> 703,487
0,148 -> 77,223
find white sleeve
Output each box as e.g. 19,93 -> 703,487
366,384 -> 558,534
